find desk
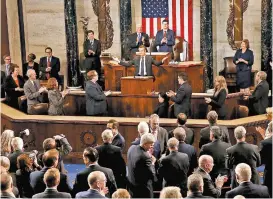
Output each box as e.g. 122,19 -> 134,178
121,76 -> 154,95
104,61 -> 205,93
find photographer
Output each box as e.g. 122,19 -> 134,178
38,134 -> 72,174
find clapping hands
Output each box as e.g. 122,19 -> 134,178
105,90 -> 111,96
112,57 -> 120,63
166,90 -> 175,97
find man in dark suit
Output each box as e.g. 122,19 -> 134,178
186,173 -> 212,198
194,155 -> 225,198
32,168 -> 71,198
75,171 -> 107,199
127,133 -> 157,198
39,47 -> 60,82
225,163 -> 270,198
244,71 -> 269,115
173,127 -> 198,176
199,111 -> 230,148
168,113 -> 194,145
155,19 -> 175,53
83,30 -> 102,79
199,126 -> 231,181
259,121 -> 272,197
158,137 -> 189,197
106,119 -> 125,151
1,55 -> 15,98
127,24 -> 150,59
96,129 -> 126,188
8,137 -> 24,173
226,126 -> 261,188
113,45 -> 168,77
72,147 -> 117,197
167,72 -> 192,117
0,173 -> 16,198
149,114 -> 169,155
132,121 -> 161,160
23,69 -> 47,114
30,149 -> 71,194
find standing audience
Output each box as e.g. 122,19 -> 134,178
0,130 -> 14,156
186,173 -> 210,198
0,173 -> 16,198
22,53 -> 39,80
106,119 -> 125,151
8,137 -> 24,173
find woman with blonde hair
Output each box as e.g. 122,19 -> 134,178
0,130 -> 14,156
46,77 -> 69,115
205,76 -> 228,120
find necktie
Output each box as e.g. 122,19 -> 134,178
140,57 -> 144,76
90,40 -> 94,48
6,65 -> 9,76
163,31 -> 167,38
138,33 -> 141,43
33,81 -> 39,91
46,58 -> 51,79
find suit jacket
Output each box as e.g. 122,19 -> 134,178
127,145 -> 156,198
72,164 -> 117,197
96,143 -> 126,187
39,56 -> 60,80
75,189 -> 106,199
226,142 -> 261,188
260,136 -> 272,195
209,89 -> 227,119
177,142 -> 198,176
1,71 -> 6,98
194,167 -> 221,198
112,133 -> 125,151
171,82 -> 192,117
8,150 -> 24,173
249,80 -> 269,115
22,62 -> 39,80
1,63 -> 15,77
158,151 -> 189,196
131,138 -> 161,160
155,29 -> 175,52
30,167 -> 71,194
4,75 -> 25,109
200,139 -> 231,180
48,89 -> 64,115
149,126 -> 168,154
128,32 -> 150,55
199,125 -> 230,148
185,192 -> 212,198
85,81 -> 107,116
119,55 -> 163,77
225,181 -> 270,198
23,79 -> 43,109
32,188 -> 71,198
83,39 -> 102,72
16,169 -> 34,198
0,192 -> 16,198
153,102 -> 169,118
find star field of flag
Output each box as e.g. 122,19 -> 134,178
142,0 -> 169,18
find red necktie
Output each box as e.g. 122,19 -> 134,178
46,58 -> 51,79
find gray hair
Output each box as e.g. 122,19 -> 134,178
210,126 -> 222,139
27,69 -> 35,78
187,173 -> 204,192
140,133 -> 155,146
11,137 -> 23,150
101,129 -> 113,143
138,121 -> 149,135
234,126 -> 246,139
88,171 -> 106,188
235,163 -> 251,181
167,137 -> 179,149
159,186 -> 182,199
198,155 -> 213,168
173,127 -> 186,141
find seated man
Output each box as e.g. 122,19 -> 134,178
225,163 -> 270,198
32,168 -> 71,198
75,171 -> 107,198
244,71 -> 269,115
23,69 -> 47,114
113,45 -> 168,77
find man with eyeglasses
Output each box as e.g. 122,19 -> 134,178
75,171 -> 108,198
39,47 -> 60,83
1,55 -> 15,98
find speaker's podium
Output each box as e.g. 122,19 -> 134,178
121,76 -> 154,95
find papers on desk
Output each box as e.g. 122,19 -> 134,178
66,86 -> 82,91
121,76 -> 153,79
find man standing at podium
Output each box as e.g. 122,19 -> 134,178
127,24 -> 150,59
155,19 -> 175,53
113,45 -> 168,77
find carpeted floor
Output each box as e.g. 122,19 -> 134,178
64,164 -> 265,187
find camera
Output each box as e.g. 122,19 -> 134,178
54,134 -> 65,148
28,150 -> 38,161
19,129 -> 30,136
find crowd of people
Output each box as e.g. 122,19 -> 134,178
0,112 -> 272,198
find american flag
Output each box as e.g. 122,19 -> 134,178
141,0 -> 193,60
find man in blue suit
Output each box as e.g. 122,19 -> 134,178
75,171 -> 107,198
155,19 -> 175,53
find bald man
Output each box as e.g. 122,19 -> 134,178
127,24 -> 150,59
194,155 -> 225,198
